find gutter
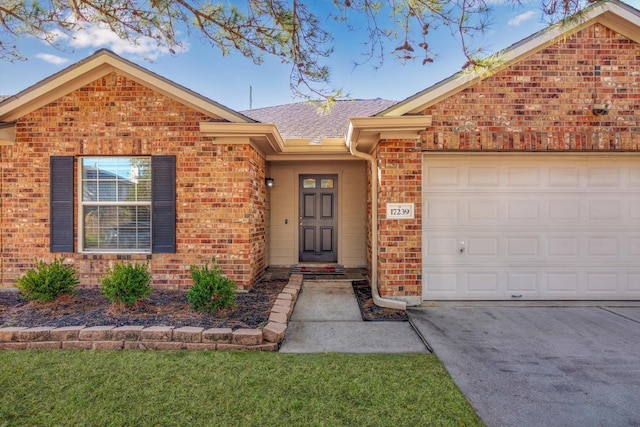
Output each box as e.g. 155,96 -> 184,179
346,124 -> 407,311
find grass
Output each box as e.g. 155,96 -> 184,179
0,351 -> 483,426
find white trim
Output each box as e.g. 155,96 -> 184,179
77,156 -> 152,254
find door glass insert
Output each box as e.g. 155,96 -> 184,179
321,179 -> 334,189
303,179 -> 316,189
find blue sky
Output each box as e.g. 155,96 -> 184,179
1,0 -> 639,111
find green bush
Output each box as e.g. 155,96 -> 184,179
15,258 -> 79,303
187,259 -> 236,313
101,262 -> 152,306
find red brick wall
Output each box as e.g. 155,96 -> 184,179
422,23 -> 640,150
0,72 -> 267,289
374,140 -> 422,301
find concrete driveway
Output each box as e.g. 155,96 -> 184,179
408,305 -> 640,427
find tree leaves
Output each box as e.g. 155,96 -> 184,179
0,0 -> 596,102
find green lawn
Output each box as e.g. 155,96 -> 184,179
0,351 -> 483,426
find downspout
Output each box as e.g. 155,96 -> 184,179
346,124 -> 406,311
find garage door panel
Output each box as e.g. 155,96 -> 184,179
427,166 -> 459,185
426,199 -> 459,220
425,235 -> 458,256
587,238 -> 619,256
425,273 -> 459,294
468,200 -> 500,221
587,273 -> 618,292
545,273 -> 579,293
589,200 -> 621,220
468,166 -> 499,185
630,168 -> 640,186
630,200 -> 640,219
508,200 -> 540,220
506,273 -> 538,293
423,155 -> 640,300
587,167 -> 620,187
548,167 -> 580,186
548,199 -> 581,220
508,166 -> 540,186
507,237 -> 539,256
468,237 -> 499,256
627,274 -> 640,292
468,273 -> 499,292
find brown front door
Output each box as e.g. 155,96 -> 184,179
299,174 -> 338,263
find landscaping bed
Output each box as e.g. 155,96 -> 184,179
0,275 -> 301,351
1,279 -> 287,330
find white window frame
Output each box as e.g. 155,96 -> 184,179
78,156 -> 152,253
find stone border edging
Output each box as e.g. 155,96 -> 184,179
0,274 -> 303,352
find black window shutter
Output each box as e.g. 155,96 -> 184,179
50,156 -> 74,253
152,155 -> 176,253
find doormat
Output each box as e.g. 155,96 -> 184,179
352,280 -> 409,322
291,265 -> 345,275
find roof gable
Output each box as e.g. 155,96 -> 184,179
381,0 -> 640,117
0,49 -> 254,124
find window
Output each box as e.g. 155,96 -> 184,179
81,157 -> 151,252
50,155 -> 176,254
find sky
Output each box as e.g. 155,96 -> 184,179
1,0 -> 639,111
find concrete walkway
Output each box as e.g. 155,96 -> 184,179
279,281 -> 428,353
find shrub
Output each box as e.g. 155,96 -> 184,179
187,259 -> 236,313
101,262 -> 152,306
15,258 -> 79,303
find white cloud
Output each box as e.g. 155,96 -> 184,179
67,22 -> 183,61
48,17 -> 187,62
508,11 -> 537,26
36,53 -> 70,65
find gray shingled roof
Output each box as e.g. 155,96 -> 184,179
242,98 -> 396,144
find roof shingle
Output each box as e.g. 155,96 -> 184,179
242,98 -> 396,144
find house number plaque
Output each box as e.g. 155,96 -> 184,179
386,203 -> 415,219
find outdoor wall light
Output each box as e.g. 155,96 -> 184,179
592,103 -> 611,116
265,177 -> 275,188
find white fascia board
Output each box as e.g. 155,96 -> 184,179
199,122 -> 285,154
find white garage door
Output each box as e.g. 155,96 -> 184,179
422,154 -> 640,300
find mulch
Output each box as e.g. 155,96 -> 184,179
0,279 -> 288,331
352,280 -> 409,322
1,279 -> 407,330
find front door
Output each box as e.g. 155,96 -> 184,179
299,174 -> 338,263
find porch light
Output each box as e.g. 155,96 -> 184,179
265,177 -> 275,188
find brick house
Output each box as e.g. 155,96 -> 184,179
1,0 -> 639,306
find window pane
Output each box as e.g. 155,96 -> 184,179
82,157 -> 151,202
97,181 -> 117,201
82,181 -> 97,202
135,179 -> 152,201
303,179 -> 316,189
321,179 -> 334,189
116,180 -> 137,202
83,206 -> 100,248
83,205 -> 151,251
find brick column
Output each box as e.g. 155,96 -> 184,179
375,139 -> 422,305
